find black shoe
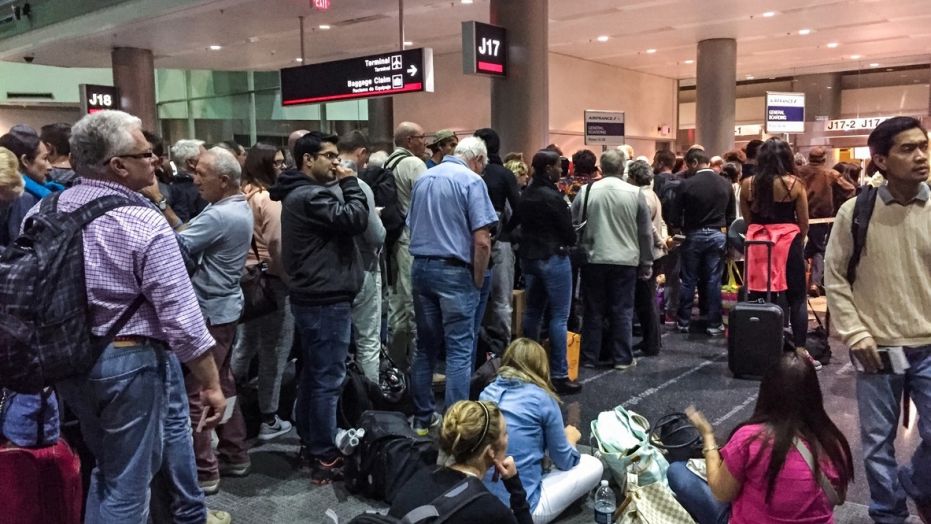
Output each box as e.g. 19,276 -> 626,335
311,454 -> 344,485
552,377 -> 582,395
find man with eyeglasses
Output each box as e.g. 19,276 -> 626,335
24,110 -> 227,523
384,122 -> 428,370
270,131 -> 369,484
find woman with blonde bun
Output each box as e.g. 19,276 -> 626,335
389,400 -> 532,524
481,338 -> 604,523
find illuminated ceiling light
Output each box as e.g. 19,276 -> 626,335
826,42 -> 839,48
208,45 -> 222,50
596,35 -> 609,42
645,48 -> 657,54
869,63 -> 880,67
247,36 -> 260,43
461,0 -> 474,3
745,75 -> 755,79
295,58 -> 303,62
798,28 -> 811,35
318,24 -> 331,30
849,54 -> 861,59
683,59 -> 694,64
403,41 -> 413,46
762,11 -> 776,17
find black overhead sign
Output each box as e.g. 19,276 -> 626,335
462,21 -> 507,77
280,48 -> 434,106
80,84 -> 120,115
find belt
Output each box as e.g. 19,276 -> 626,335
417,256 -> 472,269
112,336 -> 148,348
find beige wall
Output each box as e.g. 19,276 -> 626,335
393,51 -> 679,160
840,85 -> 929,116
548,53 -> 678,160
0,105 -> 82,134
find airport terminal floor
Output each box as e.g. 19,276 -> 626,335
204,313 -> 923,523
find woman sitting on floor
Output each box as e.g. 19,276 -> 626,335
480,338 -> 604,524
668,351 -> 854,524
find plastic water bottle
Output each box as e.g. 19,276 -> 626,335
593,480 -> 616,524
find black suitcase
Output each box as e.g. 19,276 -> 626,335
728,239 -> 784,379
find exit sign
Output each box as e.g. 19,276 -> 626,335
312,0 -> 330,10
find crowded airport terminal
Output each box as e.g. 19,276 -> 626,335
1,0 -> 930,523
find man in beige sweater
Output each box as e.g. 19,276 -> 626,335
825,116 -> 931,524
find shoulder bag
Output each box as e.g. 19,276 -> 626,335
240,238 -> 277,323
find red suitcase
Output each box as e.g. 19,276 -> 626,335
0,439 -> 83,524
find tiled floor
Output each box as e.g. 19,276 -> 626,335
202,321 -> 922,524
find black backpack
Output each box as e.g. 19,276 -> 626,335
659,176 -> 683,226
846,185 -> 878,285
346,476 -> 492,524
344,410 -> 439,504
367,151 -> 412,285
0,193 -> 145,393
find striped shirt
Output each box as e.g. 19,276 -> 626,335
23,178 -> 214,362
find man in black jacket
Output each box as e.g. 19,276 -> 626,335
474,128 -> 521,356
269,131 -> 369,484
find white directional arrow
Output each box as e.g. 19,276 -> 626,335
407,64 -> 418,76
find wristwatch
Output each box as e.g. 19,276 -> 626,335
156,197 -> 168,211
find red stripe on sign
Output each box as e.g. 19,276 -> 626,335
477,61 -> 504,73
283,83 -> 424,105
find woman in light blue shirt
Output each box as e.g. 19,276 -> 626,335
480,339 -> 604,523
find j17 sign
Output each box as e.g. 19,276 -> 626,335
462,21 -> 507,77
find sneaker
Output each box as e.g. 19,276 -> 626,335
412,412 -> 442,437
705,324 -> 725,337
219,460 -> 251,478
207,510 -> 231,524
552,377 -> 582,395
311,455 -> 344,485
258,415 -> 293,442
676,321 -> 690,333
432,373 -> 446,385
199,478 -> 220,496
614,359 -> 638,371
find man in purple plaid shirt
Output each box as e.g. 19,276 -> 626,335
27,110 -> 226,523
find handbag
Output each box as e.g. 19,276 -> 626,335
570,180 -> 596,266
648,413 -> 702,463
720,259 -> 742,329
590,405 -> 669,488
239,238 -> 277,323
617,471 -> 696,524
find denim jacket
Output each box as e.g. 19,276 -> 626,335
480,377 -> 580,510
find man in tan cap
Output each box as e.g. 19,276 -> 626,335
798,146 -> 856,296
425,129 -> 458,168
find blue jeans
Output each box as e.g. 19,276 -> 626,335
411,257 -> 480,422
56,342 -> 167,524
857,346 -> 931,523
474,269 -> 492,356
292,302 -> 352,458
580,264 -> 638,366
522,254 -> 572,378
667,462 -> 731,524
677,229 -> 726,327
159,352 -> 205,524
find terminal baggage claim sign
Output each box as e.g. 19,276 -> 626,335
584,110 -> 625,146
462,21 -> 507,77
765,91 -> 805,134
280,48 -> 434,105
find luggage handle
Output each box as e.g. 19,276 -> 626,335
744,239 -> 775,302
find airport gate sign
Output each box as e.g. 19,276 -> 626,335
462,21 -> 507,77
765,91 -> 806,134
280,48 -> 434,105
80,84 -> 120,115
584,110 -> 625,146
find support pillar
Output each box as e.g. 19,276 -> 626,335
368,98 -> 394,152
695,38 -> 736,155
490,0 -> 548,156
111,47 -> 157,131
792,73 -> 842,121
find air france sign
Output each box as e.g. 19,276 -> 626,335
584,110 -> 625,146
280,48 -> 434,105
765,92 -> 805,134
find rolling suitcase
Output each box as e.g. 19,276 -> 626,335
728,239 -> 784,379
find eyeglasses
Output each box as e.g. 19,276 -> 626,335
104,151 -> 155,164
316,152 -> 340,161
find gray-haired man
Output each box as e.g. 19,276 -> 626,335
178,147 -> 254,493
